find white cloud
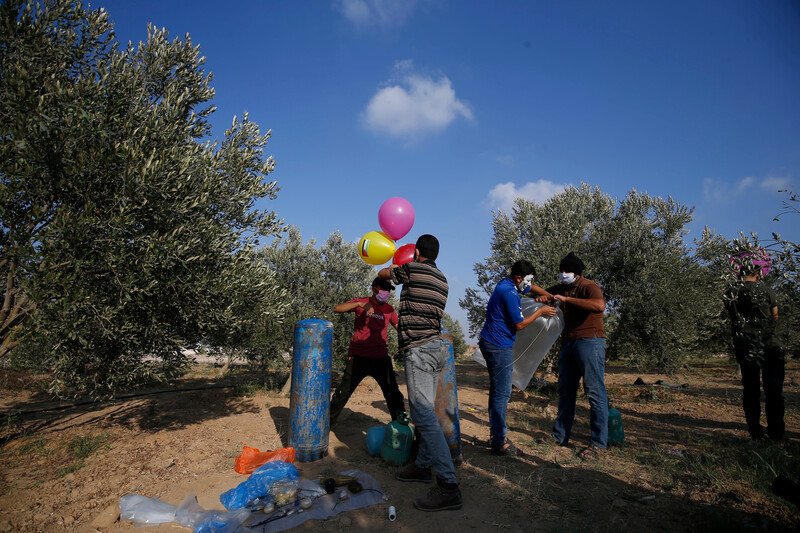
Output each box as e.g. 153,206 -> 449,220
363,67 -> 473,138
736,177 -> 755,192
487,180 -> 568,212
703,175 -> 792,202
761,176 -> 791,192
336,0 -> 417,29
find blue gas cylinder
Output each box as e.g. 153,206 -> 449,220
365,426 -> 385,457
608,402 -> 625,445
288,318 -> 333,462
381,411 -> 414,465
437,329 -> 463,464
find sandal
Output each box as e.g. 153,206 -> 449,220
578,445 -> 605,460
491,439 -> 526,457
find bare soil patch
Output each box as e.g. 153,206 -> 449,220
1,360 -> 798,532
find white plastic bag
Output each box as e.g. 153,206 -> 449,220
118,494 -> 177,526
473,300 -> 563,390
119,493 -> 250,532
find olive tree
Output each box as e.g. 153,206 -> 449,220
256,228 -> 469,367
1,0 -> 286,394
442,313 -> 468,358
696,227 -> 800,360
770,190 -> 800,356
591,190 -> 707,368
460,183 -> 614,334
460,184 -> 709,370
255,228 -> 378,368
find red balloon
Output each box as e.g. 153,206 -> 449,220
393,243 -> 415,266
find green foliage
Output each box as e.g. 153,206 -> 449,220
252,228 -> 468,367
232,374 -> 287,397
592,190 -> 705,369
68,433 -> 108,459
462,184 -> 799,368
627,433 -> 800,502
697,226 -> 800,360
54,462 -> 83,478
441,313 -> 468,357
768,190 -> 800,358
16,435 -> 50,457
254,227 -> 377,368
693,227 -> 736,356
0,0 -> 287,395
323,231 -> 390,364
50,432 -> 109,478
461,183 -> 614,331
461,184 -> 711,370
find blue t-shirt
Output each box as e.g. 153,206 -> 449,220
480,278 -> 525,349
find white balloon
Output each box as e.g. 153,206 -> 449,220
472,299 -> 564,390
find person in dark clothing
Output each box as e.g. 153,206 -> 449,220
723,260 -> 784,442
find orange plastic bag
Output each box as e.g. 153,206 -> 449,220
234,446 -> 296,475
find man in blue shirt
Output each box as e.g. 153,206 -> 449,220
479,260 -> 556,456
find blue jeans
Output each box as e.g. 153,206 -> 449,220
404,338 -> 457,484
478,338 -> 513,448
552,336 -> 608,448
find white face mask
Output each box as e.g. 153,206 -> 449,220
516,274 -> 534,293
375,290 -> 390,303
560,272 -> 576,285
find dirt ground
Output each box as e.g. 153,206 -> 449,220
1,357 -> 799,532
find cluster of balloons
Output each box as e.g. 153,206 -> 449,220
358,198 -> 416,266
729,246 -> 773,277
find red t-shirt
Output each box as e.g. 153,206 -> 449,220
346,297 -> 398,358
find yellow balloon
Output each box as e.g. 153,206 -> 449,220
358,231 -> 396,265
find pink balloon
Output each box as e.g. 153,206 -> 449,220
378,197 -> 415,241
393,243 -> 415,266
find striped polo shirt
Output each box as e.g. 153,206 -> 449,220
390,260 -> 449,351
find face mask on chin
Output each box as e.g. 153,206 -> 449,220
375,290 -> 390,303
560,272 -> 576,285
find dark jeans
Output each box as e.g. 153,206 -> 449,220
478,337 -> 514,449
330,355 -> 405,426
737,346 -> 785,440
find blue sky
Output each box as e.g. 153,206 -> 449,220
96,0 -> 799,338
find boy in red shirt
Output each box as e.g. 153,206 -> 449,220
329,277 -> 405,426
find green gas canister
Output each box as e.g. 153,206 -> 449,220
381,411 -> 414,465
608,402 -> 625,445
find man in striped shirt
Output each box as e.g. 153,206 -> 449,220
378,234 -> 462,512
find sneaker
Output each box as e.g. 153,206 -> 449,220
395,463 -> 433,484
413,477 -> 463,512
